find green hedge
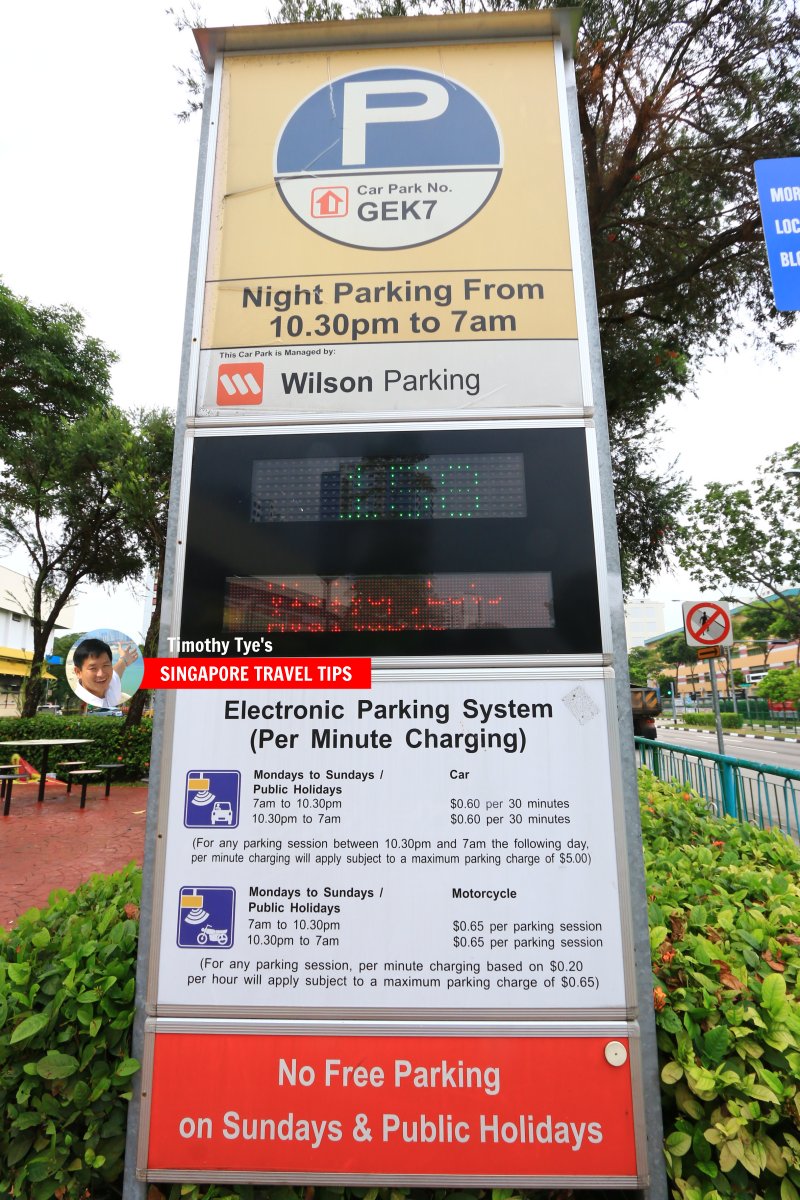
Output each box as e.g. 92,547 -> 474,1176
0,715 -> 152,781
2,775 -> 799,1200
641,771 -> 800,1200
683,712 -> 744,730
0,865 -> 141,1198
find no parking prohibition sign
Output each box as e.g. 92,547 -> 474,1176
682,600 -> 733,648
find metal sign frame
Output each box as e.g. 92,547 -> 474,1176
122,13 -> 666,1198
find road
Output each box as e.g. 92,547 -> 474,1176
645,725 -> 800,843
654,725 -> 800,773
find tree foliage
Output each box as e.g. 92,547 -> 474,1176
737,601 -> 797,662
567,0 -> 799,586
0,281 -> 116,443
174,0 -> 800,590
675,443 -> 800,656
628,644 -> 662,684
0,285 -> 175,719
116,409 -> 175,726
0,406 -> 145,717
656,630 -> 700,695
756,666 -> 800,705
48,631 -> 85,711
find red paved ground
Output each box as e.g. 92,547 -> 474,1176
0,779 -> 147,928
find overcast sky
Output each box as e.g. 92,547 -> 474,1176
1,0 -> 797,642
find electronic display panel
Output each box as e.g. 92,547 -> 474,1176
180,427 -> 601,656
250,453 -> 527,522
224,572 -> 553,634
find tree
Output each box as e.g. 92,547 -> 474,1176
0,406 -> 145,716
756,666 -> 800,706
0,281 -> 116,443
737,601 -> 796,664
628,645 -> 662,685
207,0 -> 797,588
656,630 -> 699,697
115,409 -> 175,726
675,443 -> 800,661
48,632 -> 85,711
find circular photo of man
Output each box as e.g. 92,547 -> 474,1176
66,629 -> 144,713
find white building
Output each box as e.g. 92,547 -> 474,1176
624,597 -> 666,648
0,564 -> 77,710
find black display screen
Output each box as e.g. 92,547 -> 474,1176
225,573 -> 553,634
181,427 -> 602,657
251,453 -> 526,522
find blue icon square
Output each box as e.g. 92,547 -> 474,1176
184,770 -> 240,828
177,886 -> 236,949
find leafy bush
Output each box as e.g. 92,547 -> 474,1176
0,865 -> 141,1198
756,669 -> 800,707
0,714 -> 152,780
3,777 -> 799,1200
683,712 -> 744,730
641,770 -> 800,1200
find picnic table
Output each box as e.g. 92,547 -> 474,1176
0,738 -> 93,807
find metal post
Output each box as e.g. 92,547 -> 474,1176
709,659 -> 726,756
564,51 -> 667,1200
726,646 -> 738,715
720,758 -> 739,820
121,65 -> 218,1200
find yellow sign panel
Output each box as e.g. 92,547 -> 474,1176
204,270 -> 577,349
202,40 -> 578,353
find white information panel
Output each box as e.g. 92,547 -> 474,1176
153,672 -> 630,1017
197,341 -> 584,419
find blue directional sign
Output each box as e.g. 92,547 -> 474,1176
754,158 -> 800,311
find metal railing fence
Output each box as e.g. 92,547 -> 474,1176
634,736 -> 800,843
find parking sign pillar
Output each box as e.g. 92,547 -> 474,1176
128,13 -> 666,1193
121,60 -> 220,1200
564,48 -> 667,1200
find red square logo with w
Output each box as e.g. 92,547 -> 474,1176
217,362 -> 264,405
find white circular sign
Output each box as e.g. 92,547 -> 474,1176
274,66 -> 503,250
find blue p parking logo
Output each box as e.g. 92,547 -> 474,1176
274,67 -> 503,250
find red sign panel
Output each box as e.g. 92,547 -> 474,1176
140,657 -> 371,689
146,1032 -> 639,1180
217,362 -> 264,405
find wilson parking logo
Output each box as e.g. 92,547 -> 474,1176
274,67 -> 503,250
217,362 -> 264,406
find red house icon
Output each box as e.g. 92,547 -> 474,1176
311,186 -> 349,219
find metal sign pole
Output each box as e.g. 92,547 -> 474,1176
709,661 -> 726,755
726,646 -> 739,715
121,65 -> 218,1200
564,51 -> 667,1200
